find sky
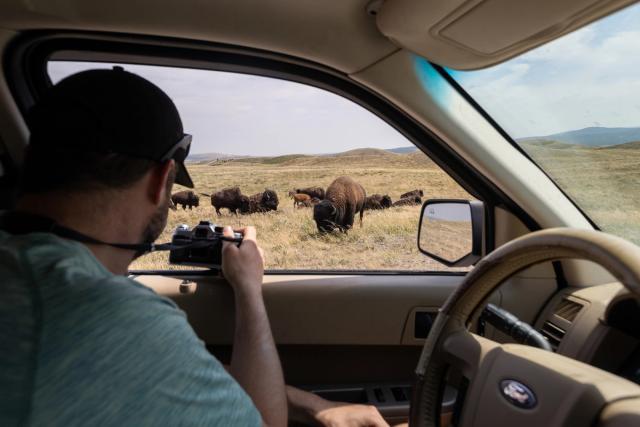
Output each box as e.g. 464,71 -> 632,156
48,62 -> 410,156
449,3 -> 640,139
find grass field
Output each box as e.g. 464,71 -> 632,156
130,149 -> 472,271
129,143 -> 640,272
522,141 -> 640,244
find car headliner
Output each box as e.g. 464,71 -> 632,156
0,0 -> 397,74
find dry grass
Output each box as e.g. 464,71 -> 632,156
130,151 -> 472,272
523,143 -> 640,244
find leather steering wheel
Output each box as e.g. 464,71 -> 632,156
410,228 -> 640,427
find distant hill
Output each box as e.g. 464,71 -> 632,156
386,146 -> 418,154
224,147 -> 434,168
187,152 -> 247,163
518,127 -> 640,148
519,139 -> 586,150
335,148 -> 395,157
600,140 -> 640,150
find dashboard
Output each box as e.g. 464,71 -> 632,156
533,282 -> 640,385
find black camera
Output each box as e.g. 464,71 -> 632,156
169,221 -> 242,269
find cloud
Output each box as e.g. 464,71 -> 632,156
452,3 -> 640,138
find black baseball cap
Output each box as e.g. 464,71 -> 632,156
28,66 -> 194,188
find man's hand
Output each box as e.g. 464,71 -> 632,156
221,226 -> 265,297
315,404 -> 389,427
287,386 -> 389,427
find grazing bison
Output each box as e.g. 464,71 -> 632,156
400,189 -> 424,199
290,193 -> 311,208
171,190 -> 200,210
392,196 -> 422,207
364,194 -> 392,210
244,189 -> 279,214
295,186 -> 325,200
313,176 -> 366,233
211,187 -> 250,215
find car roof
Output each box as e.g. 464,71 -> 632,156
0,0 -> 396,74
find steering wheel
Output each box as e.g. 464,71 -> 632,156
410,228 -> 640,427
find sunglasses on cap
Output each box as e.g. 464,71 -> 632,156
160,134 -> 192,162
160,134 -> 194,188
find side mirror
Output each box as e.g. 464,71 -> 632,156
417,199 -> 484,267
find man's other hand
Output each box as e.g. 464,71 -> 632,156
221,226 -> 265,297
315,403 -> 389,427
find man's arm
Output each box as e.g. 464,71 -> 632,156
286,386 -> 389,427
222,226 -> 287,427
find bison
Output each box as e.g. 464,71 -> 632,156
295,186 -> 325,200
392,196 -> 422,207
400,189 -> 424,199
171,190 -> 199,210
313,176 -> 366,233
364,194 -> 392,210
210,187 -> 250,215
244,189 -> 279,214
290,192 -> 311,208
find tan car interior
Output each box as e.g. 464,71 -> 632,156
1,0 -> 640,425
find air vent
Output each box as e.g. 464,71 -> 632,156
540,321 -> 565,352
553,299 -> 583,322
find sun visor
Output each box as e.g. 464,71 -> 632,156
376,0 -> 637,70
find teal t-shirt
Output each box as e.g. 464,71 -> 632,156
0,231 -> 261,426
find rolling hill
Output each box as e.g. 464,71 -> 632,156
600,140 -> 640,150
187,152 -> 247,163
518,127 -> 640,148
386,146 -> 418,154
519,139 -> 584,150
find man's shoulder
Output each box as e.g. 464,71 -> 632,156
0,230 -> 111,281
0,230 -> 175,310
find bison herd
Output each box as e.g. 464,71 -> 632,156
170,177 -> 423,233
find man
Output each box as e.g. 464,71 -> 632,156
0,67 -> 389,426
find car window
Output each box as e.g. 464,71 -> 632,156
48,61 -> 473,272
445,3 -> 640,245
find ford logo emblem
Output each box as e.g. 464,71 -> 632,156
499,379 -> 537,409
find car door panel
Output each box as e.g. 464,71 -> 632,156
135,274 -> 462,345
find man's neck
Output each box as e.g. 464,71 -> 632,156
16,190 -> 145,275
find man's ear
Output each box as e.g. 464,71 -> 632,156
147,160 -> 175,206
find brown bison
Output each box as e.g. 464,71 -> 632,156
171,190 -> 200,210
244,189 -> 279,214
295,186 -> 325,200
400,189 -> 424,199
290,192 -> 311,208
313,176 -> 366,233
392,196 -> 422,207
364,194 -> 392,210
210,187 -> 250,215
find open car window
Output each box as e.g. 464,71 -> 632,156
48,61 -> 472,272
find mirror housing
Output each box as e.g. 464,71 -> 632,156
417,199 -> 484,267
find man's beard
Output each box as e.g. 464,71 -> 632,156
133,193 -> 170,260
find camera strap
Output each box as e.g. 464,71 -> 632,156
0,211 -> 173,253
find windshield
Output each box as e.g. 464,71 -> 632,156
446,3 -> 640,245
